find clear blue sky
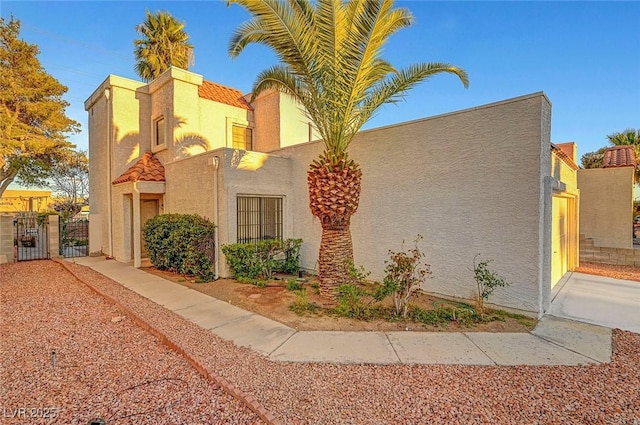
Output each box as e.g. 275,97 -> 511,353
2,0 -> 639,162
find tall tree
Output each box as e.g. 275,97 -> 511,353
607,128 -> 640,147
49,150 -> 89,219
133,10 -> 194,82
580,147 -> 606,169
0,16 -> 79,198
228,0 -> 468,297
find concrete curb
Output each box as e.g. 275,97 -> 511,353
54,259 -> 282,425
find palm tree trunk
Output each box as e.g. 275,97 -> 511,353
318,223 -> 353,298
307,154 -> 362,299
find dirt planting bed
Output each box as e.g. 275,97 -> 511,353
141,267 -> 536,333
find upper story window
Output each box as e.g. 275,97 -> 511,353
232,125 -> 253,151
154,117 -> 166,148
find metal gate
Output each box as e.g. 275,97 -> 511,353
14,213 -> 49,261
60,218 -> 89,258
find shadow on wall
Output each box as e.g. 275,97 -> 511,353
112,116 -> 214,165
175,133 -> 210,159
231,149 -> 268,171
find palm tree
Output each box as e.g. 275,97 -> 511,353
133,10 -> 194,82
228,0 -> 468,298
607,129 -> 640,184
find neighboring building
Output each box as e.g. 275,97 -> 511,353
549,143 -> 580,288
86,67 -> 578,317
578,145 -> 636,264
0,189 -> 53,214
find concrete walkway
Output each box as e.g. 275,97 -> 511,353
549,272 -> 640,334
67,257 -> 616,366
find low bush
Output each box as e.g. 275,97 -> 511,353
472,255 -> 510,315
333,260 -> 389,320
143,214 -> 216,282
221,238 -> 303,280
383,235 -> 432,318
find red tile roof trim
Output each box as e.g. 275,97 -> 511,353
198,80 -> 253,110
602,146 -> 636,168
551,143 -> 578,170
112,152 -> 165,185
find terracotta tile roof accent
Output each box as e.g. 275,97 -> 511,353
198,80 -> 253,110
112,152 -> 165,185
551,143 -> 578,170
603,145 -> 636,168
555,142 -> 576,162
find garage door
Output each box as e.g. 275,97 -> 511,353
551,196 -> 568,287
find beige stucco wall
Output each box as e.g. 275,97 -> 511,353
578,167 -> 634,249
252,90 -> 318,152
0,215 -> 15,263
86,75 -> 147,256
252,90 -> 280,153
272,92 -> 553,314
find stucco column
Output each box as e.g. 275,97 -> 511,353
133,182 -> 141,268
48,215 -> 61,259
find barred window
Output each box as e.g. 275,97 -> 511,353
237,196 -> 282,243
232,125 -> 253,151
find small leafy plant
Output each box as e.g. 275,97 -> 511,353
383,235 -> 431,318
288,289 -> 319,315
333,259 -> 388,320
286,279 -> 302,291
473,255 -> 510,315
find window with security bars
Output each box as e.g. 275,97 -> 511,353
237,196 -> 283,243
232,125 -> 253,151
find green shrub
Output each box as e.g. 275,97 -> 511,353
221,238 -> 303,280
383,235 -> 432,318
289,289 -> 319,316
472,255 -> 510,315
221,244 -> 263,279
286,279 -> 302,291
332,260 -> 388,320
143,214 -> 216,282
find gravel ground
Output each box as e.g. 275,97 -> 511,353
0,261 -> 262,425
577,262 -> 640,283
3,260 -> 640,425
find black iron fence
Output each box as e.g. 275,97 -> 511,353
60,218 -> 89,258
14,213 -> 49,261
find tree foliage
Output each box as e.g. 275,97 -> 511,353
607,128 -> 640,147
580,147 -> 606,169
0,16 -> 79,197
133,10 -> 194,82
228,0 -> 469,163
49,150 -> 89,219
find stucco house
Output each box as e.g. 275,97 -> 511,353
86,66 -> 578,317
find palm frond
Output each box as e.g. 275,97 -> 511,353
229,0 -> 469,157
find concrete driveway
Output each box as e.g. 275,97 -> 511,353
549,272 -> 640,333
